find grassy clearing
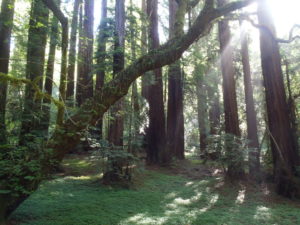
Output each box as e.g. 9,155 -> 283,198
10,156 -> 300,225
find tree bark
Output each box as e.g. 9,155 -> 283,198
207,73 -> 221,135
145,0 -> 167,164
240,25 -> 260,177
0,0 -> 15,144
108,0 -> 125,146
19,0 -> 49,144
258,0 -> 300,197
284,60 -> 299,161
76,4 -> 84,106
195,66 -> 209,153
217,0 -> 242,178
66,0 -> 80,105
167,0 -> 185,160
76,0 -> 94,106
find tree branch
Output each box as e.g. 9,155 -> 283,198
42,0 -> 67,26
236,14 -> 300,44
48,0 -> 255,160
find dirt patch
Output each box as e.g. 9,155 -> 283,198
146,159 -> 223,180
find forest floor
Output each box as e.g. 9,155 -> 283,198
10,153 -> 300,225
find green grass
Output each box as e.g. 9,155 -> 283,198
10,157 -> 300,225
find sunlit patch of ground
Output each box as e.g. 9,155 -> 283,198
10,155 -> 300,225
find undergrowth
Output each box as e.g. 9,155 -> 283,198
10,156 -> 300,225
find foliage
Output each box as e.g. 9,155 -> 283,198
206,134 -> 249,174
0,137 -> 55,197
92,139 -> 139,183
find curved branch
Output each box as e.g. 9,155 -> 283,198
49,0 -> 255,160
238,14 -> 300,44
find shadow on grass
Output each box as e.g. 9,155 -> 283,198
10,167 -> 300,225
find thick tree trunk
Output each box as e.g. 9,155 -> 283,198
258,0 -> 300,197
218,0 -> 243,178
167,0 -> 185,160
19,0 -> 49,144
66,0 -> 80,105
240,26 -> 260,177
0,0 -> 253,220
108,0 -> 125,146
145,0 -> 167,164
41,4 -> 60,136
82,0 -> 94,99
0,0 -> 15,144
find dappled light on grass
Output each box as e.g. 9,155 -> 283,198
11,165 -> 300,225
235,189 -> 246,204
254,206 -> 271,221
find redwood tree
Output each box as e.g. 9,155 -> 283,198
19,0 -> 49,143
145,0 -> 167,164
258,0 -> 299,197
240,25 -> 260,177
218,0 -> 242,178
167,0 -> 185,160
108,0 -> 125,146
76,0 -> 94,106
66,0 -> 80,104
0,0 -> 15,144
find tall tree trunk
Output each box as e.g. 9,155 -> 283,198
240,25 -> 260,177
41,3 -> 60,136
258,0 -> 300,197
76,0 -> 94,106
285,60 -> 299,158
66,0 -> 80,105
108,0 -> 125,146
146,0 -> 167,164
55,12 -> 68,126
141,0 -> 149,99
128,0 -> 140,152
195,66 -> 209,153
76,4 -> 84,106
0,0 -> 15,144
217,0 -> 242,178
167,0 -> 185,160
19,0 -> 49,144
81,0 -> 94,99
95,0 -> 108,139
103,0 -> 126,183
207,73 -> 221,135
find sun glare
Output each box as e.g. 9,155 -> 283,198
266,0 -> 300,36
